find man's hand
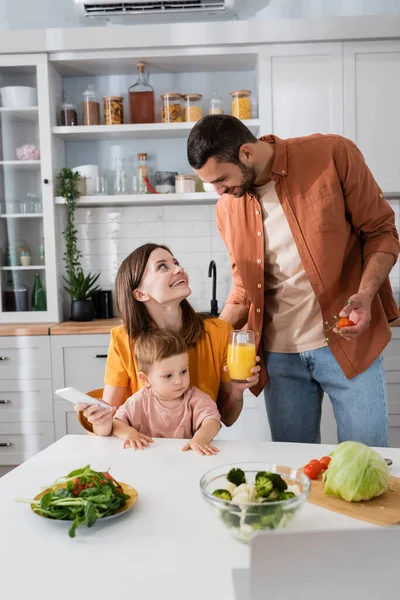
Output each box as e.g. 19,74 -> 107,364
334,292 -> 372,340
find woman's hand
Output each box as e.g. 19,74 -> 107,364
74,403 -> 116,426
223,355 -> 261,392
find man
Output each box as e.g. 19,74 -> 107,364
187,115 -> 399,446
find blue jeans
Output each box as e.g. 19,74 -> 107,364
264,347 -> 389,446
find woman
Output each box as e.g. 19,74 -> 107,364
76,243 -> 260,436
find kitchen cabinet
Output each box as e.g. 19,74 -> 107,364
383,327 -> 400,446
258,42 -> 343,138
0,54 -> 61,323
344,41 -> 400,193
0,334 -> 54,464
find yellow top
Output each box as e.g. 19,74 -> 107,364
105,318 -> 232,402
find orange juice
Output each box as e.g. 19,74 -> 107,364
227,342 -> 256,382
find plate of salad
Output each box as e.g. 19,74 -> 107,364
17,465 -> 138,538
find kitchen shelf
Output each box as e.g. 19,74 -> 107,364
55,192 -> 219,207
2,266 -> 46,271
0,160 -> 41,169
0,213 -> 43,218
52,120 -> 260,141
0,107 -> 38,122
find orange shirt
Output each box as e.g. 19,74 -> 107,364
217,134 -> 400,395
105,318 -> 232,402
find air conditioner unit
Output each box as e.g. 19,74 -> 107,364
74,0 -> 271,23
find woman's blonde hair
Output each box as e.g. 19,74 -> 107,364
115,243 -> 205,346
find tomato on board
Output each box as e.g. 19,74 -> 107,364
304,463 -> 320,480
308,459 -> 322,473
320,456 -> 331,469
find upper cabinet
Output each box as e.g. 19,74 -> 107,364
0,54 -> 60,323
344,41 -> 400,193
257,43 -> 343,138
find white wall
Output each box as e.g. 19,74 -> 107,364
2,0 -> 400,30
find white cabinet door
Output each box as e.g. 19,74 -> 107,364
54,399 -> 87,439
0,422 -> 54,465
344,41 -> 400,193
258,42 -> 343,138
383,328 -> 400,446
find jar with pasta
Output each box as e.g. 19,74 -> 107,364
161,93 -> 183,124
183,94 -> 203,123
231,90 -> 252,120
103,96 -> 124,125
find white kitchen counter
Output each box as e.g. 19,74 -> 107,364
1,437 -> 398,600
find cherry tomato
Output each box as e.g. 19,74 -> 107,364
336,317 -> 355,329
304,463 -> 320,480
320,456 -> 331,469
308,459 -> 322,471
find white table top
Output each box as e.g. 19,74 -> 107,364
1,436 -> 398,600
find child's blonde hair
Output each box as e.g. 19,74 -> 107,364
134,329 -> 188,374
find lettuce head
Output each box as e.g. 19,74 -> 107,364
322,441 -> 390,502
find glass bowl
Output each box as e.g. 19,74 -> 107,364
200,462 -> 310,544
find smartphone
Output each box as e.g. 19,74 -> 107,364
55,386 -> 111,410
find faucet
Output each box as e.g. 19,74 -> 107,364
208,260 -> 219,317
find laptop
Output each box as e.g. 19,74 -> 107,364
233,527 -> 400,600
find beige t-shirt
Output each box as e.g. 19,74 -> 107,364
255,180 -> 326,353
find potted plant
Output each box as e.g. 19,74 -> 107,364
58,168 -> 101,322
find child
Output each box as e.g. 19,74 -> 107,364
93,329 -> 221,455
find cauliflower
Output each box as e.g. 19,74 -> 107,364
231,483 -> 257,506
224,481 -> 238,496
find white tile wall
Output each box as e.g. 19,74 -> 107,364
75,198 -> 400,315
76,203 -> 232,313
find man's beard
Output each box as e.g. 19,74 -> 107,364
230,163 -> 257,197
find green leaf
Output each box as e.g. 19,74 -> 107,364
67,465 -> 90,478
68,515 -> 86,538
39,492 -> 54,509
84,501 -> 98,528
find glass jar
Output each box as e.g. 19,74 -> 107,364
129,62 -> 155,124
137,153 -> 149,194
103,96 -> 124,125
60,96 -> 78,126
2,279 -> 29,312
82,83 -> 100,126
183,94 -> 203,123
209,91 -> 224,115
231,90 -> 252,120
113,157 -> 127,195
161,93 -> 183,124
175,175 -> 196,194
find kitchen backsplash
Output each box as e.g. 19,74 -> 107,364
75,198 -> 400,315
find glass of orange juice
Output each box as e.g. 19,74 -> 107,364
227,330 -> 256,383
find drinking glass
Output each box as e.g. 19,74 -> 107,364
94,176 -> 108,195
227,330 -> 256,383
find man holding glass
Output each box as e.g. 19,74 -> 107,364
187,115 -> 400,446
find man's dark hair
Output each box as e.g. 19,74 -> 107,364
187,114 -> 258,169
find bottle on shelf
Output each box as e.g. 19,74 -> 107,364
137,153 -> 149,194
60,95 -> 78,126
39,237 -> 45,265
129,62 -> 155,124
32,273 -> 47,311
113,157 -> 128,195
209,91 -> 224,115
82,83 -> 100,126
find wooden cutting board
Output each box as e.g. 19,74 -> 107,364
307,475 -> 400,526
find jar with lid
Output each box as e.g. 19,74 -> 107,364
129,62 -> 155,124
2,279 -> 29,312
137,153 -> 149,194
161,93 -> 183,124
209,91 -> 224,115
82,83 -> 100,126
231,90 -> 252,120
103,96 -> 124,125
183,94 -> 203,123
60,95 -> 78,126
175,174 -> 196,194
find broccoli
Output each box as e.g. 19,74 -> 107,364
212,489 -> 232,501
255,474 -> 274,498
277,491 -> 296,501
260,489 -> 280,502
226,468 -> 246,487
220,508 -> 241,529
245,505 -> 283,531
255,471 -> 287,493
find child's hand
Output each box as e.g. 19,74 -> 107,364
123,430 -> 154,450
181,437 -> 219,456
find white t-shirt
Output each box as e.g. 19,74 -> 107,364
256,180 -> 326,353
